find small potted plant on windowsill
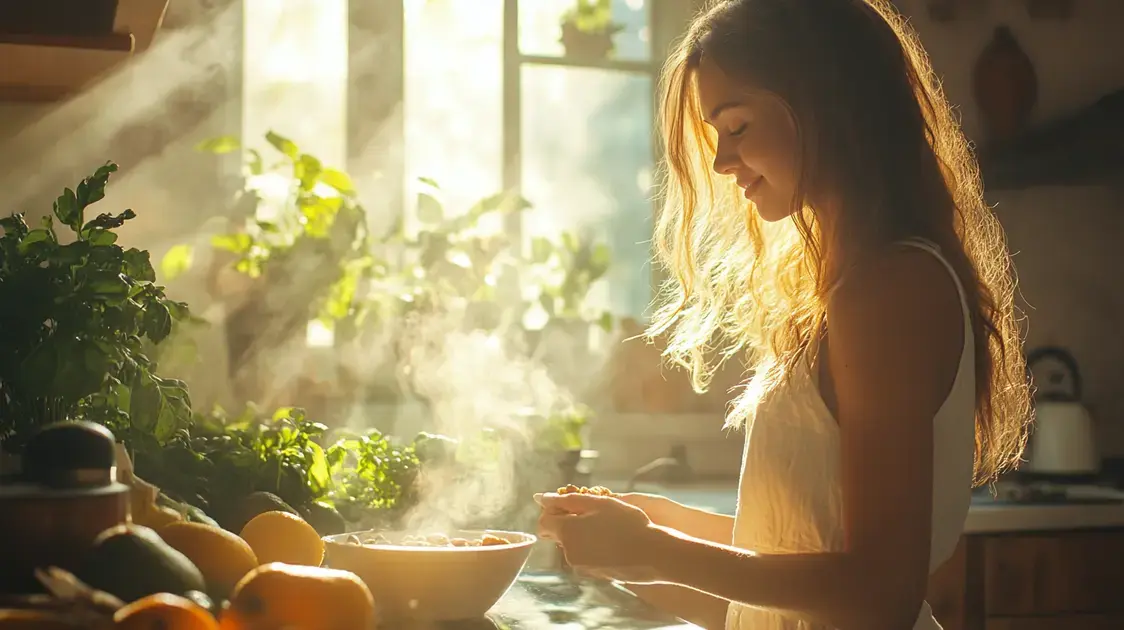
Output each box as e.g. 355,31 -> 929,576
560,0 -> 625,62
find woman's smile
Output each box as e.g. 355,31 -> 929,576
740,175 -> 764,199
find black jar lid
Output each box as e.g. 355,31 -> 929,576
22,421 -> 118,488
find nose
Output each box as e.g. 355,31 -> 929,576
711,141 -> 740,176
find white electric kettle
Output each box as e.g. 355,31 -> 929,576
1024,346 -> 1099,477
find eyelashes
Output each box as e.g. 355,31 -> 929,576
728,122 -> 748,137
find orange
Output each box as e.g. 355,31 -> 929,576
158,522 -> 259,599
219,563 -> 375,630
113,593 -> 219,630
238,511 -> 324,567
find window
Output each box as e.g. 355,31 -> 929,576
242,0 -> 683,321
241,0 -> 349,167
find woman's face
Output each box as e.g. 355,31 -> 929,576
695,56 -> 801,223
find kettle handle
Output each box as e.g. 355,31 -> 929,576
1025,346 -> 1082,401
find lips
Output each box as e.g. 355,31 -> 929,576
739,175 -> 764,199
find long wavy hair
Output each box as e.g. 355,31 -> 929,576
648,0 -> 1031,486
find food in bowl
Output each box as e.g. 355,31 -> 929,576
557,484 -> 615,496
342,532 -> 510,548
323,529 -> 536,621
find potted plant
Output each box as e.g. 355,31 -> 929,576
560,0 -> 625,62
0,163 -> 193,474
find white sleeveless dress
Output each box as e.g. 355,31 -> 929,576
725,239 -> 976,630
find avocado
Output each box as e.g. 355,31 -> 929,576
76,524 -> 206,603
301,502 -> 347,536
216,491 -> 298,533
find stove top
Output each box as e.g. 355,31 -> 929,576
391,572 -> 695,630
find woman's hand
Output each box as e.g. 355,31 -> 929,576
536,492 -> 665,583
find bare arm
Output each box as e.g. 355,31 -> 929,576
619,493 -> 734,544
638,249 -> 964,630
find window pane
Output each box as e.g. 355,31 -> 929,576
404,0 -> 503,220
519,0 -> 650,63
242,0 -> 348,166
521,65 -> 654,318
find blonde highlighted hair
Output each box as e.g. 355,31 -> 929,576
647,0 -> 1031,486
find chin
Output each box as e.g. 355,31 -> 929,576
752,201 -> 795,223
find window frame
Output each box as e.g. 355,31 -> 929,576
336,0 -> 695,318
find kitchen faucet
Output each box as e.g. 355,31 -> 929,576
626,444 -> 694,492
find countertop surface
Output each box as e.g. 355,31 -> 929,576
392,572 -> 697,630
610,480 -> 1124,534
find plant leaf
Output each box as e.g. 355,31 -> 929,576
196,135 -> 241,154
160,244 -> 195,281
597,311 -> 613,332
210,233 -> 252,254
266,131 -> 300,159
144,301 -> 173,343
417,193 -> 443,224
123,248 -> 157,282
295,154 -> 323,191
53,188 -> 81,232
320,168 -> 355,195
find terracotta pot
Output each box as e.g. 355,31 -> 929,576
973,26 -> 1038,145
560,21 -> 615,61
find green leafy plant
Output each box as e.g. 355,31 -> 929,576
0,163 -> 193,451
324,428 -> 421,521
166,133 -> 612,398
562,0 -> 624,36
131,402 -> 426,526
532,404 -> 593,452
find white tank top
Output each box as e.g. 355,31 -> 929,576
725,238 -> 976,630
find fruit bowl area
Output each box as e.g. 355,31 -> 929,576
0,422 -> 542,628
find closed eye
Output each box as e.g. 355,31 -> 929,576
728,122 -> 748,137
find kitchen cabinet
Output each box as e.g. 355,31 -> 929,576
928,529 -> 1124,630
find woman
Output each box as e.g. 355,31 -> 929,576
535,1 -> 1033,629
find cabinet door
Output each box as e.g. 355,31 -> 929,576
986,614 -> 1124,630
984,531 -> 1124,616
928,537 -> 969,630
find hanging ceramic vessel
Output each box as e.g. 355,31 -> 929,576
973,25 -> 1039,145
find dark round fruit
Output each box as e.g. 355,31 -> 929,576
76,524 -> 206,603
301,502 -> 347,536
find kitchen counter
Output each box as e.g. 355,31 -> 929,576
964,495 -> 1124,533
392,572 -> 697,630
612,480 -> 1124,534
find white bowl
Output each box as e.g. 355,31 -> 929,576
323,529 -> 536,621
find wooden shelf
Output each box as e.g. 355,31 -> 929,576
0,33 -> 136,103
979,88 -> 1124,191
0,32 -> 134,51
0,0 -> 167,102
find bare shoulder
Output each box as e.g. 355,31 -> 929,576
829,244 -> 963,325
826,244 -> 965,415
